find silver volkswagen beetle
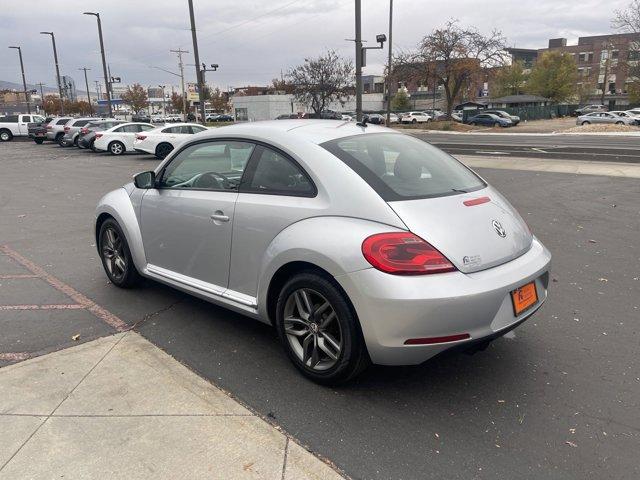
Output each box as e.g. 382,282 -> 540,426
95,120 -> 551,384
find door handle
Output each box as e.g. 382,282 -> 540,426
211,211 -> 229,222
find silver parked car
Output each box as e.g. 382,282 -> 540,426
576,111 -> 634,126
45,116 -> 73,143
95,121 -> 551,384
60,117 -> 105,147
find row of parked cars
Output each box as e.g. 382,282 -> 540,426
17,115 -> 209,159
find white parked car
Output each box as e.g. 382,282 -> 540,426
133,123 -> 208,159
400,112 -> 432,124
388,113 -> 400,124
93,122 -> 155,155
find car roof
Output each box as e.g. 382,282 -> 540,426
196,119 -> 391,145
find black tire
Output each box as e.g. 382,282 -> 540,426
616,121 -> 624,125
98,218 -> 142,288
57,134 -> 66,146
412,118 -> 417,124
581,121 -> 590,126
275,271 -> 370,385
0,129 -> 13,142
470,122 -> 477,126
155,142 -> 174,159
73,136 -> 79,147
34,138 -> 44,144
90,140 -> 97,152
108,140 -> 125,156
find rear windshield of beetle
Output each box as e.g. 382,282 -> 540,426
321,133 -> 485,201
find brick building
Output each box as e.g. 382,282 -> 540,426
509,33 -> 640,108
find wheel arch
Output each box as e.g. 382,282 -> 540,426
95,188 -> 147,272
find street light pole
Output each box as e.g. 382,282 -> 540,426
355,0 -> 363,121
187,0 -> 206,124
83,12 -> 112,117
385,0 -> 393,125
40,32 -> 64,115
79,67 -> 93,115
9,46 -> 31,114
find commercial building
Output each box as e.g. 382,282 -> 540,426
508,33 -> 640,108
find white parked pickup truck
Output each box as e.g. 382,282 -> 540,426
0,114 -> 46,142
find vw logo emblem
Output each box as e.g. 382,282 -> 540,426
492,220 -> 507,238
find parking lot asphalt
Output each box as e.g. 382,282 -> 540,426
1,139 -> 639,479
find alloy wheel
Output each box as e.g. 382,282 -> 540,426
283,288 -> 343,371
1,131 -> 10,141
101,227 -> 127,281
110,142 -> 124,155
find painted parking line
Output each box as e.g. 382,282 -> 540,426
0,244 -> 128,332
0,274 -> 39,279
0,304 -> 84,311
0,352 -> 31,361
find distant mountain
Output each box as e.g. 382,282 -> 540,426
0,79 -> 86,96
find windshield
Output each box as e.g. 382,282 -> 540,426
322,133 -> 485,201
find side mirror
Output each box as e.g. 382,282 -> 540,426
134,171 -> 156,189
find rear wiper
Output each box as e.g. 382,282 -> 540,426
451,188 -> 469,193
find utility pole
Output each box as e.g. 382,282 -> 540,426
78,67 -> 93,114
187,0 -> 206,124
36,82 -> 45,113
159,85 -> 167,118
40,32 -> 64,114
385,0 -> 393,125
8,46 -> 31,114
94,80 -> 101,101
83,12 -> 112,117
355,0 -> 363,121
170,48 -> 189,121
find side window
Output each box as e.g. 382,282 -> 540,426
140,124 -> 155,131
56,119 -> 68,125
177,125 -> 192,134
244,147 -> 315,196
113,126 -> 126,133
189,126 -> 207,133
161,127 -> 175,134
2,116 -> 18,123
160,141 -> 255,191
22,116 -> 32,123
75,120 -> 90,127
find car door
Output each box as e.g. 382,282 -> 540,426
19,115 -> 31,134
140,139 -> 256,290
228,144 -> 318,299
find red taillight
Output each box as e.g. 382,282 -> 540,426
361,232 -> 456,275
46,125 -> 52,130
404,333 -> 470,345
80,127 -> 88,134
95,133 -> 103,139
136,134 -> 147,140
463,196 -> 490,207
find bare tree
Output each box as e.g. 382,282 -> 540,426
394,21 -> 508,116
613,0 -> 640,32
287,50 -> 353,115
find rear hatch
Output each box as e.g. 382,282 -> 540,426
389,186 -> 532,273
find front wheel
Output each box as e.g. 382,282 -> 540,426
276,272 -> 370,385
581,121 -> 590,125
616,121 -> 624,125
98,218 -> 142,288
109,141 -> 125,155
411,118 -> 417,124
34,138 -> 44,144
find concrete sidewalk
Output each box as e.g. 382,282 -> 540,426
0,332 -> 345,480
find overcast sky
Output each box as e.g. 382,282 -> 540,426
0,0 -> 632,92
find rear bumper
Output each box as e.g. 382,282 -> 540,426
337,237 -> 551,366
